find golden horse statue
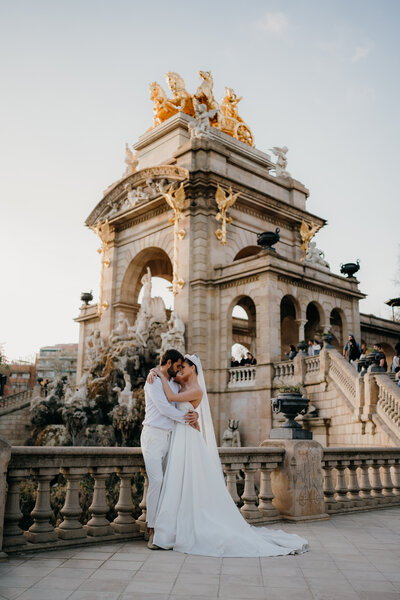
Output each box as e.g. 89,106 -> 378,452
149,81 -> 179,127
165,72 -> 194,116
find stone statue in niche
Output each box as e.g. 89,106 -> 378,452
222,419 -> 241,447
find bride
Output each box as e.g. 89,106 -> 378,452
148,353 -> 308,557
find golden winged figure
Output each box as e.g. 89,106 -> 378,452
299,220 -> 320,257
215,185 -> 240,245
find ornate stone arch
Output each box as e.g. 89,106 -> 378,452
330,307 -> 347,350
226,228 -> 259,263
280,294 -> 300,356
119,246 -> 173,306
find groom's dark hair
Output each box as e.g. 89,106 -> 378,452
160,349 -> 184,365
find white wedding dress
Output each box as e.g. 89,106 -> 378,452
153,394 -> 308,557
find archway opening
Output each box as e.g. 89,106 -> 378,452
305,302 -> 322,343
280,296 -> 299,358
330,309 -> 344,351
138,276 -> 174,310
120,247 -> 173,323
231,297 -> 256,365
233,246 -> 261,261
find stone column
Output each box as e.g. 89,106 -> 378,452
240,463 -> 262,523
258,463 -> 280,521
0,436 -> 12,559
3,469 -> 29,550
112,467 -> 140,535
57,467 -> 87,540
85,467 -> 113,537
27,468 -> 59,543
263,439 -> 329,521
136,467 -> 148,535
223,464 -> 241,505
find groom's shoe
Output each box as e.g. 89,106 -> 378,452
147,534 -> 160,550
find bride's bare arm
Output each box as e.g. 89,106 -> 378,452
158,373 -> 202,408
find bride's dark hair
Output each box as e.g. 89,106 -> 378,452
184,357 -> 198,374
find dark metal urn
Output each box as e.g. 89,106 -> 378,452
257,228 -> 280,251
81,291 -> 93,305
297,341 -> 308,355
322,333 -> 334,349
270,392 -> 312,439
340,260 -> 360,278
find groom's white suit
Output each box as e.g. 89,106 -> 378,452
141,377 -> 187,528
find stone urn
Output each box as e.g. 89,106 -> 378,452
81,291 -> 93,305
340,260 -> 360,278
257,228 -> 280,251
272,392 -> 310,429
322,332 -> 334,349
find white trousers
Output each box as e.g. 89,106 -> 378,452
141,424 -> 172,528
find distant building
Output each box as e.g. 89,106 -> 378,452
2,362 -> 36,396
36,344 -> 78,382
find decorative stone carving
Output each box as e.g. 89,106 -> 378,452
123,143 -> 138,178
304,241 -> 330,270
270,146 -> 291,178
188,101 -> 217,139
160,311 -> 185,355
222,419 -> 241,447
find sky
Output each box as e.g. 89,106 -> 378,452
1,0 -> 399,362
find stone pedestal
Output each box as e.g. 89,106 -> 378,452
269,428 -> 312,440
0,436 -> 12,559
260,439 -> 329,522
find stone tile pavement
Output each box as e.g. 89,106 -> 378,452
1,508 -> 400,600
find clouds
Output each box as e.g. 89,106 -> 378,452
351,43 -> 372,63
256,11 -> 289,36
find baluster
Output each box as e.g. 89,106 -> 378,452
334,462 -> 351,508
136,467 -> 148,535
3,469 -> 28,548
85,467 -> 113,537
347,461 -> 362,506
358,460 -> 374,506
27,468 -> 59,543
223,463 -> 241,505
258,463 -> 279,520
57,467 -> 87,540
112,466 -> 140,534
322,462 -> 337,512
381,459 -> 395,502
240,463 -> 261,522
392,459 -> 400,497
370,460 -> 385,503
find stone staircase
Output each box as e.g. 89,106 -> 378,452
0,389 -> 33,445
272,349 -> 400,447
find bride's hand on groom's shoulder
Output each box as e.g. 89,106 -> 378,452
146,368 -> 160,384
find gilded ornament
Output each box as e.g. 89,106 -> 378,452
299,220 -> 321,262
148,71 -> 254,146
91,218 -> 113,315
161,183 -> 186,295
215,185 -> 240,245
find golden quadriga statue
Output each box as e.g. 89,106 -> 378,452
149,70 -> 254,147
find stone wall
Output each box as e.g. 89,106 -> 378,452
0,405 -> 31,446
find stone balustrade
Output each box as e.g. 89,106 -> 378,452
322,447 -> 400,514
272,360 -> 295,383
375,375 -> 400,435
304,355 -> 320,375
1,445 -> 284,555
0,389 -> 33,415
228,366 -> 256,388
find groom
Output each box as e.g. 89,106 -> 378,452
141,348 -> 199,549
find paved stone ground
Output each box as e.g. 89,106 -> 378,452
1,508 -> 400,600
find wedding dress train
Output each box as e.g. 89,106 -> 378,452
153,400 -> 308,557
